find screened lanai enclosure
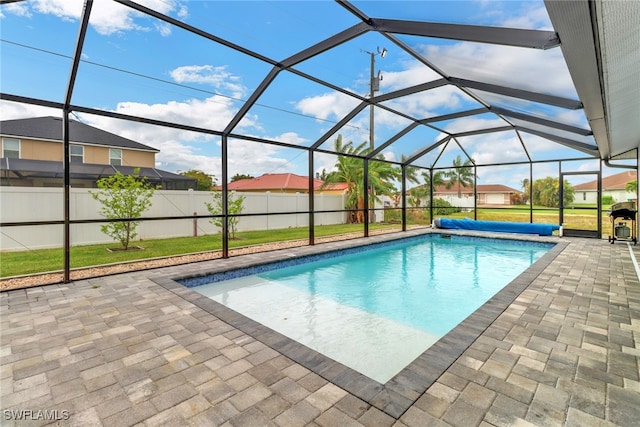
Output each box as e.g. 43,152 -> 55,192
1,0 -> 639,284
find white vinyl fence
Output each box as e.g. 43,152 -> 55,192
432,195 -> 475,208
0,188 -> 349,251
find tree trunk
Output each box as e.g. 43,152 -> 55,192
356,196 -> 365,223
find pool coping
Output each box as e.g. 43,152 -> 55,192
152,228 -> 568,419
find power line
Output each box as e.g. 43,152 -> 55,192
1,38 -> 364,132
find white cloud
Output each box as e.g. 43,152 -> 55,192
443,116 -> 506,134
227,139 -> 291,178
554,110 -> 589,128
501,4 -> 553,31
150,139 -> 221,177
463,131 -> 527,165
0,101 -> 60,119
382,64 -> 442,90
111,96 -> 240,134
154,22 -> 172,37
5,0 -> 186,36
381,85 -> 472,120
0,1 -> 31,18
79,96 -> 311,180
295,91 -> 360,122
421,42 -> 575,97
169,65 -> 246,98
270,132 -> 307,146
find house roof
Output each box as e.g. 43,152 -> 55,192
225,173 -> 348,192
573,170 -> 637,191
0,158 -> 194,185
432,183 -> 521,194
0,116 -> 159,153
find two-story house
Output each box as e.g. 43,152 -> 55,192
0,116 -> 195,189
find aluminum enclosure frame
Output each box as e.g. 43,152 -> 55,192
2,0 -> 636,283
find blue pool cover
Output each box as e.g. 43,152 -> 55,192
434,218 -> 560,236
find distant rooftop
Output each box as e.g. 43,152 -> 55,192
225,173 -> 348,192
573,170 -> 637,191
432,183 -> 521,194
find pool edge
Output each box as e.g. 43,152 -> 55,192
152,229 -> 567,418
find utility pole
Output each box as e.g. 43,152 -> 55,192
361,47 -> 386,224
362,46 -> 387,150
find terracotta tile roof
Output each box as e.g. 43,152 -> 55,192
224,173 -> 348,192
573,171 -> 637,191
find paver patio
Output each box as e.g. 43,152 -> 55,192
1,231 -> 639,426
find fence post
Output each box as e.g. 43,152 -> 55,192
266,191 -> 270,230
193,212 -> 197,237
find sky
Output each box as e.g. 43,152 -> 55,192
1,0 -> 634,190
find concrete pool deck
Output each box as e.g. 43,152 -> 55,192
1,229 -> 639,426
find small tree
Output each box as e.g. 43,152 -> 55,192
179,169 -> 214,191
90,169 -> 157,250
230,173 -> 254,182
205,190 -> 246,239
531,176 -> 574,208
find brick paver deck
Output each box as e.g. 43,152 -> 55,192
1,231 -> 639,426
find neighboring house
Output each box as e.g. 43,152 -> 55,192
431,183 -> 522,205
223,173 -> 349,194
573,171 -> 637,204
0,116 -> 196,189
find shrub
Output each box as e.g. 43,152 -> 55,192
430,198 -> 460,215
602,195 -> 614,205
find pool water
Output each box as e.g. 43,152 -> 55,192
188,235 -> 552,383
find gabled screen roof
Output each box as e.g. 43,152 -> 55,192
1,0 -> 637,184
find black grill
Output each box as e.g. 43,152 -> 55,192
608,202 -> 637,244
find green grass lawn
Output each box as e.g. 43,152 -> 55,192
0,208 -> 615,278
0,223 -> 398,278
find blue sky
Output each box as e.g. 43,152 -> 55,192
1,0 -> 632,190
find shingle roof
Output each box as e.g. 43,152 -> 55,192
0,116 -> 159,152
225,173 -> 348,192
573,171 -> 637,191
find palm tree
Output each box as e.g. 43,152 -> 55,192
444,155 -> 474,197
322,135 -> 365,221
402,155 -> 424,207
423,170 -> 446,193
521,178 -> 530,205
401,154 -> 421,187
408,170 -> 446,207
323,135 -> 401,223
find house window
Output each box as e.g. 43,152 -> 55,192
70,145 -> 84,163
583,192 -> 586,201
2,138 -> 20,158
109,148 -> 122,166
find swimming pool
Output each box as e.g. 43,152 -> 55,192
180,234 -> 553,383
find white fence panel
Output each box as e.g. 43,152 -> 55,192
1,188 -> 348,251
1,187 -> 65,222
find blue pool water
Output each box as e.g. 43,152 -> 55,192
184,235 -> 552,382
